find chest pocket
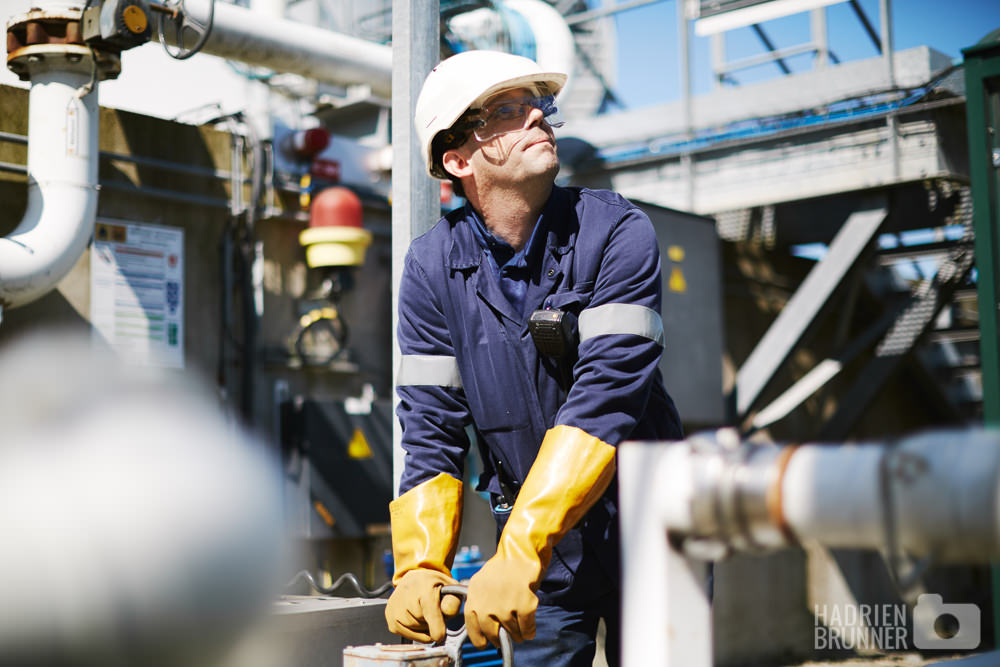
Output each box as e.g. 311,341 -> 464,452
461,305 -> 533,433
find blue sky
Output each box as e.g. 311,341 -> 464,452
612,0 -> 1000,109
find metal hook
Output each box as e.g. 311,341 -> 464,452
440,584 -> 514,667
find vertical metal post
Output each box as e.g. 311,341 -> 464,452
679,0 -> 692,133
963,30 -> 1000,648
964,35 -> 1000,424
878,0 -> 899,182
878,0 -> 894,87
711,32 -> 725,89
679,0 -> 694,210
811,8 -> 827,70
391,0 -> 440,496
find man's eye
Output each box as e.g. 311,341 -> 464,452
493,105 -> 522,119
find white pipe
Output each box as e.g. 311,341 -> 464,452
783,430 -> 1000,562
650,428 -> 1000,562
504,0 -> 576,101
621,428 -> 1000,667
168,0 -> 393,99
0,48 -> 99,310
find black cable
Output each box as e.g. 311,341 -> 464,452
286,569 -> 392,599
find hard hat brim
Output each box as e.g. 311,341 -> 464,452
470,71 -> 568,110
415,50 -> 569,180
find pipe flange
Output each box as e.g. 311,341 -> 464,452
6,7 -> 83,36
7,9 -> 121,81
7,8 -> 84,56
7,43 -> 121,81
687,434 -> 798,553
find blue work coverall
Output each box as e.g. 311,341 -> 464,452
395,185 -> 683,665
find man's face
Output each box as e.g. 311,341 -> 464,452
455,87 -> 560,189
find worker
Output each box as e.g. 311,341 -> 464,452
385,50 -> 683,666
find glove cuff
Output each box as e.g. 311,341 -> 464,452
495,424 -> 616,586
390,472 -> 464,585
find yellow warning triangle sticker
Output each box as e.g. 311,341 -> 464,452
348,427 -> 373,459
669,266 -> 687,293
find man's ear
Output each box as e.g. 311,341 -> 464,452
441,148 -> 473,180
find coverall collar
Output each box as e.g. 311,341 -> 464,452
447,187 -> 574,271
448,189 -> 575,326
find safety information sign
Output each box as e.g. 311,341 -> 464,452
91,220 -> 184,368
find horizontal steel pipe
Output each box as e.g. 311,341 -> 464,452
647,428 -> 1000,563
163,0 -> 392,98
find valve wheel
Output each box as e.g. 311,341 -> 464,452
156,0 -> 213,60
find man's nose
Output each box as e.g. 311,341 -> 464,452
524,105 -> 546,129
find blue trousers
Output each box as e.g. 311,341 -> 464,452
516,590 -> 619,667
482,500 -> 620,666
462,588 -> 620,667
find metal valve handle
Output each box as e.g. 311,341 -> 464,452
440,584 -> 514,667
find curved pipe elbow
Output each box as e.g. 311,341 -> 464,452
0,54 -> 100,310
0,183 -> 98,308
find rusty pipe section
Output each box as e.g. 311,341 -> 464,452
659,428 -> 1000,563
162,0 -> 392,98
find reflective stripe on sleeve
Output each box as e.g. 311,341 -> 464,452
397,354 -> 464,388
578,303 -> 665,347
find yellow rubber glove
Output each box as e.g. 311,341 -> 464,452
385,472 -> 464,643
464,425 -> 616,648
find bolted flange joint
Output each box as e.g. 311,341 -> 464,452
7,8 -> 121,81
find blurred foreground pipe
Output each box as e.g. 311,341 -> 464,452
619,428 -> 1000,667
0,332 -> 284,665
650,428 -> 1000,562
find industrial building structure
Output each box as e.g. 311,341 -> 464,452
1,0 -> 999,664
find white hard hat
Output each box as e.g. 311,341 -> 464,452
414,50 -> 567,179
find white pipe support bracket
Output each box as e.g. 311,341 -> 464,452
619,439 -> 712,667
0,45 -> 101,309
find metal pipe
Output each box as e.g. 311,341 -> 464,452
0,43 -> 99,309
879,0 -> 895,87
620,428 -> 1000,667
784,432 -> 1000,561
811,8 -> 828,69
163,0 -> 392,98
716,42 -> 818,75
645,428 -> 1000,563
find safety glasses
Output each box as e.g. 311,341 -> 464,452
470,95 -> 565,143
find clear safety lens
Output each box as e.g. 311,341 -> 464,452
472,95 -> 565,143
